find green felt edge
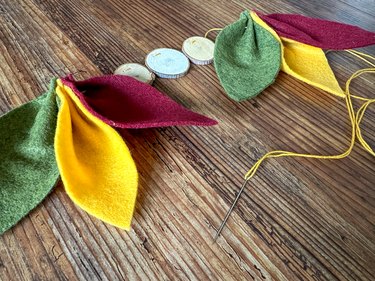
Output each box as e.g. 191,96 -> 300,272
0,78 -> 60,234
214,10 -> 281,102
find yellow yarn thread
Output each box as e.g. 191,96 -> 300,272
204,28 -> 223,38
347,51 -> 375,156
346,50 -> 375,68
244,51 -> 375,181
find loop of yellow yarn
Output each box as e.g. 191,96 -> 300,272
345,51 -> 375,156
244,52 -> 374,181
204,28 -> 223,38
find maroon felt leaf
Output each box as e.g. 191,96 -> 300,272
60,75 -> 217,129
256,11 -> 375,50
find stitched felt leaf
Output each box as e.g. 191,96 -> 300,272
54,79 -> 138,230
251,11 -> 344,98
60,75 -> 217,129
213,10 -> 281,101
0,79 -> 59,234
256,11 -> 375,50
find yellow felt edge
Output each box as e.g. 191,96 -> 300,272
281,38 -> 345,97
54,79 -> 138,230
250,11 -> 345,98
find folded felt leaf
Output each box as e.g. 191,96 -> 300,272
213,10 -> 281,101
60,75 -> 217,128
1,74 -> 217,233
251,11 -> 344,98
54,79 -> 138,230
256,11 -> 375,50
0,79 -> 59,234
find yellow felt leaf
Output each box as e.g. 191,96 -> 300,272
251,11 -> 345,97
54,79 -> 138,230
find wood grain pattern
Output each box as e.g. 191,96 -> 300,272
0,0 -> 374,280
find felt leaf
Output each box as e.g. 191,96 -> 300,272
0,79 -> 59,234
54,79 -> 138,230
251,11 -> 345,98
256,11 -> 375,50
281,38 -> 345,97
213,10 -> 281,101
60,75 -> 217,129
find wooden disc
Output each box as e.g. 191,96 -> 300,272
114,63 -> 155,84
145,48 -> 190,79
182,36 -> 215,65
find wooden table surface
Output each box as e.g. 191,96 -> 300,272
0,0 -> 374,280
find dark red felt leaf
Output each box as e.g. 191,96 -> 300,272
256,11 -> 375,50
61,75 -> 217,129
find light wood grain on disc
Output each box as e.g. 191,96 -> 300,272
114,63 -> 155,84
182,36 -> 215,65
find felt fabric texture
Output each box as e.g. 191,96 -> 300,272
60,75 -> 217,129
0,79 -> 59,234
251,12 -> 345,98
256,11 -> 375,50
214,10 -> 281,101
54,79 -> 138,230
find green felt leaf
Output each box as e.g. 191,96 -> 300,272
0,78 -> 59,234
214,10 -> 281,102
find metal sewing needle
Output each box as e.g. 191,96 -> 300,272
214,179 -> 249,241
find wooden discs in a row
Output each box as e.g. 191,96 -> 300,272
114,36 -> 215,81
